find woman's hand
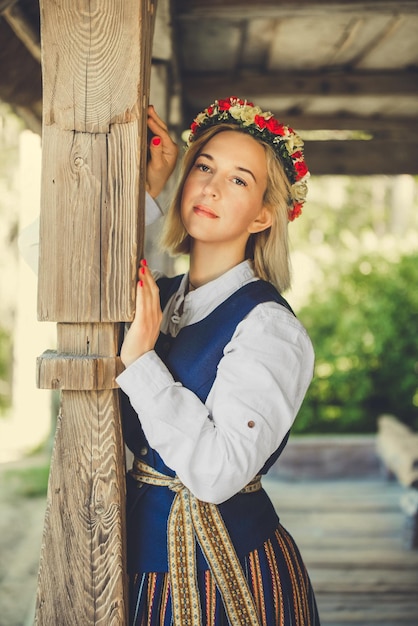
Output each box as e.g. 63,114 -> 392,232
146,105 -> 178,198
120,260 -> 163,368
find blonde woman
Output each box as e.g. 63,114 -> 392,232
118,98 -> 319,626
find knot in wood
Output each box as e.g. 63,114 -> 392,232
74,156 -> 84,168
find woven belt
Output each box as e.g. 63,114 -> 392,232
130,458 -> 262,626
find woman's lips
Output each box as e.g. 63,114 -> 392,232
193,205 -> 218,219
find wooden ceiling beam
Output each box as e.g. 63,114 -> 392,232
2,2 -> 41,62
306,140 -> 418,175
277,116 -> 418,136
0,19 -> 41,108
182,71 -> 418,100
175,0 -> 418,19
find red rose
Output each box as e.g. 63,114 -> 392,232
289,203 -> 303,221
266,118 -> 286,135
207,106 -> 214,115
191,121 -> 199,133
294,161 -> 309,180
254,115 -> 268,129
291,151 -> 303,160
218,99 -> 232,111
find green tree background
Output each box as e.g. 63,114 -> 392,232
289,174 -> 418,434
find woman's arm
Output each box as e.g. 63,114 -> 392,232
117,302 -> 314,504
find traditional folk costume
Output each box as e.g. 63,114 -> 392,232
117,261 -> 320,626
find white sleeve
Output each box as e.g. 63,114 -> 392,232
18,193 -> 163,275
116,304 -> 314,504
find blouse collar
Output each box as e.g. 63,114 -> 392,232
164,260 -> 257,335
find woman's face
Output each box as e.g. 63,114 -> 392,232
180,131 -> 271,252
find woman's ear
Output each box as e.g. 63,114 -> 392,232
247,206 -> 273,234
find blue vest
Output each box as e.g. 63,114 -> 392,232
122,276 -> 293,573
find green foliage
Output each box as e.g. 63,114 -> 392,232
3,463 -> 50,498
296,251 -> 418,434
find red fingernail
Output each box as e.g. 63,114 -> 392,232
151,136 -> 161,146
142,259 -> 147,266
140,267 -> 145,275
138,280 -> 143,287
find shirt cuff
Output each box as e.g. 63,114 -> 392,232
116,350 -> 177,400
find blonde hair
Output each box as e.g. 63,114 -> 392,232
160,124 -> 292,292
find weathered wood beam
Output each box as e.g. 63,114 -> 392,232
2,1 -> 41,62
182,70 -> 418,100
0,0 -> 17,11
0,19 -> 41,109
306,140 -> 418,175
174,0 -> 418,18
35,1 -> 157,623
276,116 -> 418,135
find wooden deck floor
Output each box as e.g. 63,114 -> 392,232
1,465 -> 418,626
264,477 -> 418,626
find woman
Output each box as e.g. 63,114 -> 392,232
118,97 -> 319,625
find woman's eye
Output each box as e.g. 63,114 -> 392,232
233,177 -> 247,187
196,162 -> 210,173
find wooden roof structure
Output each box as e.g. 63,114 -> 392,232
1,0 -> 418,176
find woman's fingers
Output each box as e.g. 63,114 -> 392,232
146,105 -> 178,198
120,260 -> 162,367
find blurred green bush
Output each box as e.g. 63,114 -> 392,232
296,251 -> 418,434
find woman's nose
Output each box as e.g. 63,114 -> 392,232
202,177 -> 219,198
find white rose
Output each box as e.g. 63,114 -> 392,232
292,180 -> 309,202
286,133 -> 304,153
195,112 -> 207,125
240,106 -> 257,126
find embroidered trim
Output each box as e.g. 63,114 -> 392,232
130,459 -> 262,626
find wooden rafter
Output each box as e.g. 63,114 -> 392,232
174,0 -> 418,19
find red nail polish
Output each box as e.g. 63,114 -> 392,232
142,259 -> 147,266
151,136 -> 161,146
140,267 -> 145,275
139,280 -> 143,287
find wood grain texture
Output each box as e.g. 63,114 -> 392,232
36,389 -> 127,625
41,0 -> 148,132
37,127 -> 103,321
37,350 -> 124,390
36,1 -> 157,623
37,122 -> 146,322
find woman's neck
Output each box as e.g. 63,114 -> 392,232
188,240 -> 246,288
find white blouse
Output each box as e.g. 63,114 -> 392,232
117,261 -> 314,505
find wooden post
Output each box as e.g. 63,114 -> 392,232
35,1 -> 157,623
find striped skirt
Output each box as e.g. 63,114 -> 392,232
129,523 -> 320,626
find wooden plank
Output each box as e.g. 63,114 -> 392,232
101,121 -> 143,322
3,2 -> 41,62
175,0 -> 418,19
35,1 -> 157,623
264,479 -> 418,624
300,548 -> 418,569
305,139 -> 418,175
317,593 -> 418,624
41,2 -> 147,132
36,350 -> 124,390
36,387 -> 127,623
182,70 -> 418,99
37,128 -> 102,322
309,566 -> 418,592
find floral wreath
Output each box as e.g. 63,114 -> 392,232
186,96 -> 309,221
